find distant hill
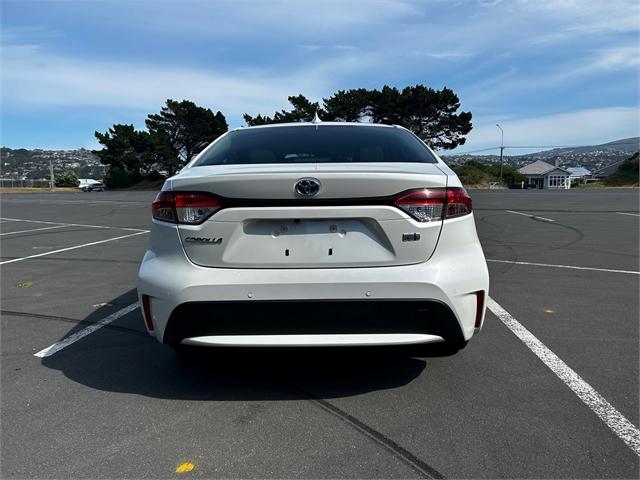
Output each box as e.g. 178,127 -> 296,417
0,147 -> 103,180
527,137 -> 639,158
443,137 -> 639,172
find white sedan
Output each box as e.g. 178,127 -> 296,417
137,122 -> 489,354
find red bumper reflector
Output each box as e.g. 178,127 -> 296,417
474,290 -> 485,329
142,295 -> 154,331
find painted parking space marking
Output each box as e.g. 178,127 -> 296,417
0,217 -> 147,232
506,210 -> 556,222
616,212 -> 640,217
0,230 -> 148,265
487,296 -> 640,456
34,303 -> 140,358
487,259 -> 640,275
0,225 -> 69,236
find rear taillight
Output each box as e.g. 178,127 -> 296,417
445,187 -> 473,219
394,187 -> 472,222
394,188 -> 447,222
152,191 -> 222,224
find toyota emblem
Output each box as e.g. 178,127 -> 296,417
294,178 -> 321,197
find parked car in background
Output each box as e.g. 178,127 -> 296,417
78,179 -> 106,191
138,122 -> 489,354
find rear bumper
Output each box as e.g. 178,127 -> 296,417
162,300 -> 463,346
137,215 -> 489,345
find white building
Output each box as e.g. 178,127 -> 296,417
518,160 -> 571,189
566,167 -> 592,184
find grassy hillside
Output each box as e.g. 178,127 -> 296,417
604,152 -> 639,186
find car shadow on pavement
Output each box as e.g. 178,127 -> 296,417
41,289 -> 457,401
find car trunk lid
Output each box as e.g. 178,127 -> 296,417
169,163 -> 447,268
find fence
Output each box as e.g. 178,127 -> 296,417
0,178 -> 52,188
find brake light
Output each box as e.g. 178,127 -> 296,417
152,191 -> 222,224
394,187 -> 472,222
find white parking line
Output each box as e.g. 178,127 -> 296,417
506,210 -> 556,222
487,296 -> 640,456
0,217 -> 146,232
34,303 -> 140,358
0,225 -> 69,236
616,212 -> 640,217
486,259 -> 640,275
0,231 -> 148,265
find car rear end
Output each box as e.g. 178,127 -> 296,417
137,123 -> 489,351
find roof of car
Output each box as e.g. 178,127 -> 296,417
233,122 -> 400,132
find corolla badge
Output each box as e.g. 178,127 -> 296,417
295,178 -> 321,197
185,237 -> 222,245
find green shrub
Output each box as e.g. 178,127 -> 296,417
451,161 -> 526,187
55,170 -> 80,187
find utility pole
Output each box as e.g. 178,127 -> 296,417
496,124 -> 504,185
49,158 -> 55,191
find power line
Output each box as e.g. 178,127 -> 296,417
444,147 -> 501,154
447,141 -> 640,155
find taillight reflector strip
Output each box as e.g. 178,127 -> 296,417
152,191 -> 222,224
142,294 -> 154,331
474,290 -> 485,329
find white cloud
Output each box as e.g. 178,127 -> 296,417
2,0 -> 638,149
517,0 -> 640,35
57,0 -> 420,40
0,43 -> 373,122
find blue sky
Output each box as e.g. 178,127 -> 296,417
1,0 -> 638,154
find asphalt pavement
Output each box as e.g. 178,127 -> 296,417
1,188 -> 638,478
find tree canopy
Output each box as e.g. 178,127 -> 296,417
93,124 -> 152,187
94,99 -> 228,187
146,99 -> 228,168
243,95 -> 320,125
93,87 -> 473,188
245,85 -> 473,150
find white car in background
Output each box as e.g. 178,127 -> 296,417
78,178 -> 106,191
137,122 -> 489,354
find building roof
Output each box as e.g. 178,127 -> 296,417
518,160 -> 569,175
566,167 -> 591,176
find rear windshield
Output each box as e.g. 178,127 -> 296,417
193,125 -> 437,166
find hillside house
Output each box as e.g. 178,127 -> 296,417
518,160 -> 571,189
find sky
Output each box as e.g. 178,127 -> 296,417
1,0 -> 639,154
